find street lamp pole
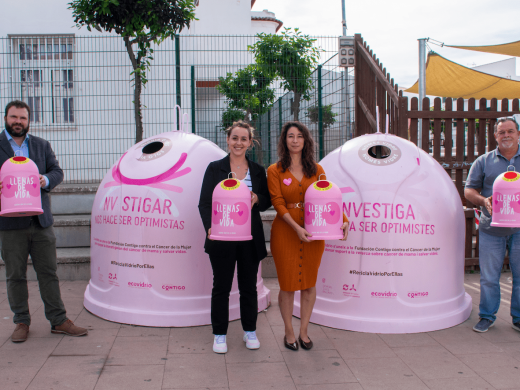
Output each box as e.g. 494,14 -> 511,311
418,38 -> 427,147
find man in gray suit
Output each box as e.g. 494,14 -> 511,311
1,101 -> 88,342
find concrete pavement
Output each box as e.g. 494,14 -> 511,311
0,273 -> 519,390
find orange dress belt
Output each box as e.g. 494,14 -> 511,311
287,202 -> 304,209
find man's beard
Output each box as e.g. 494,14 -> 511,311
5,122 -> 29,138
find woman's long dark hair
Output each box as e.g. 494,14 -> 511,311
277,121 -> 317,178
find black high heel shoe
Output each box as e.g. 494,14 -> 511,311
298,335 -> 313,350
284,336 -> 299,351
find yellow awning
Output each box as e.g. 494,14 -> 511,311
447,40 -> 520,57
405,52 -> 520,99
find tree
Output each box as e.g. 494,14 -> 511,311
216,64 -> 275,127
248,28 -> 322,121
306,103 -> 338,130
68,0 -> 196,143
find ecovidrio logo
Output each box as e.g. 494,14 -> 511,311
128,281 -> 152,288
371,291 -> 397,298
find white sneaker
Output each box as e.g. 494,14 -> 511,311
213,335 -> 227,354
243,331 -> 260,349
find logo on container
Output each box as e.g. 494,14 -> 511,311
321,278 -> 333,295
128,281 -> 152,289
371,291 -> 397,298
408,291 -> 428,298
342,283 -> 359,298
162,285 -> 186,291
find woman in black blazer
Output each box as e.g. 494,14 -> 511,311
198,120 -> 271,354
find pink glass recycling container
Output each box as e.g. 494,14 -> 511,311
294,133 -> 472,334
491,166 -> 520,227
209,176 -> 252,241
0,156 -> 43,217
304,177 -> 343,240
84,130 -> 270,327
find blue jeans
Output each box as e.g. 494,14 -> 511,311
479,230 -> 520,323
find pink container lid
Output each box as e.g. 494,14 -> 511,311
209,177 -> 252,241
304,179 -> 343,240
0,156 -> 43,217
491,167 -> 520,227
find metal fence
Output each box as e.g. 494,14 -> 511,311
0,34 -> 354,183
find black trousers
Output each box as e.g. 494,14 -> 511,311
0,218 -> 67,327
209,240 -> 259,335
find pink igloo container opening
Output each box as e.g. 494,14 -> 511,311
294,133 -> 472,334
83,130 -> 270,327
304,178 -> 343,240
209,176 -> 252,241
0,156 -> 43,217
491,166 -> 520,227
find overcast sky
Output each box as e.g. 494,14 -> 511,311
253,0 -> 520,88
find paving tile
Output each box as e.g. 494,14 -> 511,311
493,342 -> 520,361
430,326 -> 506,355
422,376 -> 495,390
168,325 -> 215,354
271,323 -> 334,351
379,332 -> 440,348
227,362 -> 295,390
94,364 -> 164,390
393,345 -> 477,380
0,365 -> 41,390
107,335 -> 168,365
163,353 -> 228,389
61,297 -> 88,317
53,328 -> 117,356
346,357 -> 429,390
163,388 -> 229,390
458,352 -> 520,389
118,324 -> 170,337
224,328 -> 284,364
60,281 -> 89,298
479,321 -> 520,344
296,384 -> 363,390
265,305 -> 285,326
75,308 -> 122,330
0,336 -> 61,367
330,332 -> 396,359
27,355 -> 105,390
282,349 -> 356,385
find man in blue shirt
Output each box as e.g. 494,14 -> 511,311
465,117 -> 520,333
0,100 -> 88,342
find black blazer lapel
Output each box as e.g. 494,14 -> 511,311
0,131 -> 14,158
219,154 -> 232,177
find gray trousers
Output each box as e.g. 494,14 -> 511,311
0,218 -> 67,326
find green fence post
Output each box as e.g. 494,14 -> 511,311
279,98 -> 283,134
267,111 -> 271,165
191,65 -> 195,134
318,65 -> 324,160
175,35 -> 181,131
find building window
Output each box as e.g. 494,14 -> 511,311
9,35 -> 75,127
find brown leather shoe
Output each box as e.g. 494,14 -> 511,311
51,319 -> 88,337
11,323 -> 29,343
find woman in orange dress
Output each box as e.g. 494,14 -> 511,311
267,121 -> 349,351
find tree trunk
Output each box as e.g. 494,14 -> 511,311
123,36 -> 144,143
133,73 -> 144,143
293,92 -> 301,121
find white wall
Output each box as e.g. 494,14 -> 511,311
473,57 -> 519,81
